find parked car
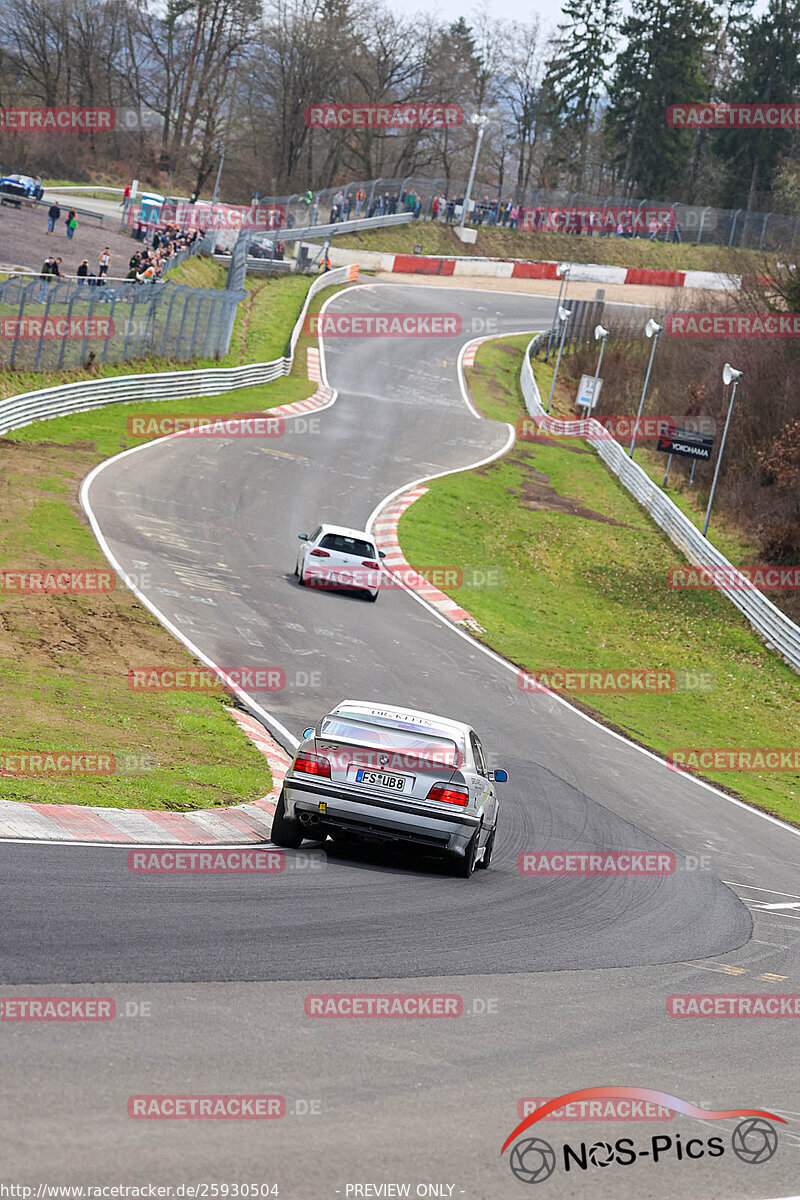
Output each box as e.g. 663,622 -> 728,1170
0,175 -> 36,206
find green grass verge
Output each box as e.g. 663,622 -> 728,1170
397,332 -> 800,825
333,222 -> 769,273
0,274 -> 343,808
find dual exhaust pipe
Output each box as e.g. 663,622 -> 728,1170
298,811 -> 321,827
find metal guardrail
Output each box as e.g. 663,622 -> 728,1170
210,210 -> 414,255
520,333 -> 800,674
0,264 -> 354,437
256,212 -> 414,243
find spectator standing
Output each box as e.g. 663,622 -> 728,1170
77,260 -> 89,286
355,187 -> 366,216
38,256 -> 55,300
66,209 -> 77,239
509,204 -> 519,229
46,202 -> 61,233
98,248 -> 111,279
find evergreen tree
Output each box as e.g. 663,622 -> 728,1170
605,0 -> 716,196
715,0 -> 800,209
543,0 -> 619,191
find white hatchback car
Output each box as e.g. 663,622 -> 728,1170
295,523 -> 386,601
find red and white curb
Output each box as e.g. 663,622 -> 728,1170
0,709 -> 292,844
372,488 -> 483,631
307,347 -> 322,381
462,343 -> 478,368
274,384 -> 333,416
327,247 -> 764,293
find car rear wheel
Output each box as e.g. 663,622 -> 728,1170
477,824 -> 495,870
269,790 -> 304,849
451,828 -> 479,878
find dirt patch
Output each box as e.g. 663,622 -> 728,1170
506,457 -> 633,526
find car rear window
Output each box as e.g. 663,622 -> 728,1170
319,716 -> 460,766
319,534 -> 375,558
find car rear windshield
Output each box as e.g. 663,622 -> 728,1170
319,716 -> 460,766
319,534 -> 375,558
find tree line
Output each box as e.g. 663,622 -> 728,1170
0,0 -> 799,213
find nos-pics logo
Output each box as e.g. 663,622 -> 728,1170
501,1087 -> 782,1184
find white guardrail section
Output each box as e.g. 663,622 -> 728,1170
521,332 -> 800,674
0,264 -> 356,436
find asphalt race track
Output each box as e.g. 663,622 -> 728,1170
2,282 -> 799,1198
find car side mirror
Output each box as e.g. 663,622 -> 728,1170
378,551 -> 386,559
297,533 -> 309,541
302,728 -> 314,740
489,769 -> 508,783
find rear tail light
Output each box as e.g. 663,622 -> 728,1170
294,753 -> 331,778
361,560 -> 379,569
427,783 -> 469,806
310,548 -> 330,558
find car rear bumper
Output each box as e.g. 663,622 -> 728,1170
284,776 -> 480,854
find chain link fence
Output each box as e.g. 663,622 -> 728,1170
0,276 -> 245,371
0,231 -> 246,370
244,177 -> 799,253
118,174 -> 799,252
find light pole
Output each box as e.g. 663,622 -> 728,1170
459,113 -> 488,230
591,323 -> 609,409
547,306 -> 572,413
703,363 -> 743,537
211,145 -> 226,204
546,263 -> 571,360
629,318 -> 663,457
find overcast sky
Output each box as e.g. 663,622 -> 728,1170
414,0 -> 565,34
